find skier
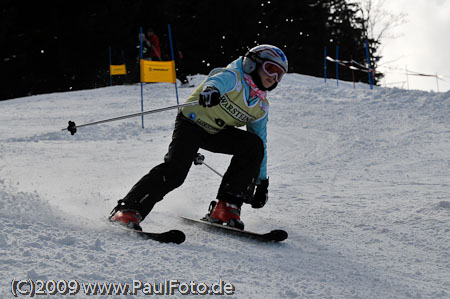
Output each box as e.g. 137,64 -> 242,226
140,27 -> 161,61
109,44 -> 288,230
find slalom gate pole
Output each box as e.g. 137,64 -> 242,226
168,24 -> 180,106
108,46 -> 113,86
62,101 -> 198,135
139,26 -> 145,128
121,49 -> 128,84
193,153 -> 223,178
365,40 -> 373,90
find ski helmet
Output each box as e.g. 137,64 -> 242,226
242,44 -> 288,90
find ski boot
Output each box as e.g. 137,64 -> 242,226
204,200 -> 245,230
109,201 -> 143,231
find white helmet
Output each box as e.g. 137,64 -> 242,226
242,44 -> 288,75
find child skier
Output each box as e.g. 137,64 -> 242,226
109,44 -> 288,230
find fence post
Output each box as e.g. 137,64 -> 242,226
405,65 -> 410,90
350,55 -> 356,89
436,73 -> 440,92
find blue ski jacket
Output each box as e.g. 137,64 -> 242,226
201,57 -> 269,182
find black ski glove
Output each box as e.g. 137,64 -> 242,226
199,86 -> 220,107
251,179 -> 269,209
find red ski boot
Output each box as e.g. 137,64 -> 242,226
109,209 -> 143,231
208,200 -> 245,230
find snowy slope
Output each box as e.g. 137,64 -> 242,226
1,74 -> 449,298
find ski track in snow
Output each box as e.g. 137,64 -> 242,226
1,75 -> 449,298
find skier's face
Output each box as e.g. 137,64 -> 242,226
257,67 -> 277,89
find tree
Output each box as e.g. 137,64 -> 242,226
347,0 -> 407,83
351,0 -> 406,44
0,0 -> 380,100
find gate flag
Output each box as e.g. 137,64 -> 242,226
110,64 -> 127,76
140,60 -> 176,83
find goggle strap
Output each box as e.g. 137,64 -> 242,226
245,51 -> 265,65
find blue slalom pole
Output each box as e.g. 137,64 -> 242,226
336,45 -> 339,87
121,49 -> 128,84
139,26 -> 144,128
324,46 -> 327,84
108,46 -> 112,86
168,24 -> 180,106
365,40 -> 373,90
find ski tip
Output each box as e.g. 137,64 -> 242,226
268,230 -> 288,242
166,230 -> 186,244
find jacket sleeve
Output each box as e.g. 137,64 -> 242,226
247,114 -> 268,183
202,69 -> 237,95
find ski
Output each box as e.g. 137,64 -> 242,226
131,229 -> 186,244
111,222 -> 185,244
180,216 -> 288,242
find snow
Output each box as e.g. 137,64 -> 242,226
1,74 -> 450,298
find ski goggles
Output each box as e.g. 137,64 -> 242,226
262,61 -> 286,82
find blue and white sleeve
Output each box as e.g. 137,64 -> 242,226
202,69 -> 237,95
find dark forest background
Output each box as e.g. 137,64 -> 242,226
0,0 -> 381,101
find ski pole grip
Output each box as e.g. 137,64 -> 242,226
193,153 -> 205,165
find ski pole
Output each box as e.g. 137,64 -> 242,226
194,153 -> 223,178
62,101 -> 198,135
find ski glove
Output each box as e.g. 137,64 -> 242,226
251,179 -> 269,209
199,86 -> 220,107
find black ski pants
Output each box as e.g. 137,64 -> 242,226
122,113 -> 264,219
